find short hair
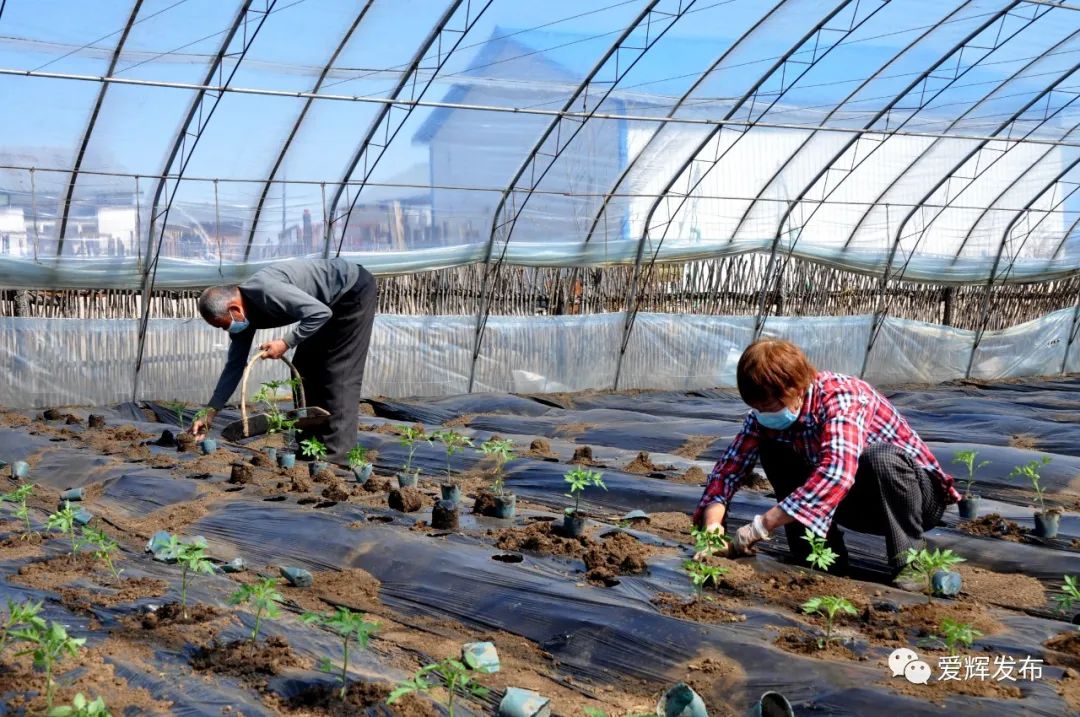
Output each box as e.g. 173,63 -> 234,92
736,339 -> 817,407
197,285 -> 240,322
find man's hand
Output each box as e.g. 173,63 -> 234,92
730,514 -> 770,557
191,409 -> 216,438
259,338 -> 289,359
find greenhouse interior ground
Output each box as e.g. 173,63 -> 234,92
4,0 -> 1080,715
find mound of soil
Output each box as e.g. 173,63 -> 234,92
525,438 -> 557,459
775,628 -> 860,662
758,570 -> 870,613
443,413 -> 475,428
363,477 -> 392,493
673,466 -> 707,484
389,487 -> 423,513
956,565 -> 1045,609
176,432 -> 197,453
58,577 -> 168,612
290,475 -> 313,493
191,636 -> 299,676
249,452 -> 274,467
672,435 -> 715,459
88,414 -> 106,429
958,513 -> 1026,541
493,521 -> 588,558
155,429 -> 177,447
140,602 -> 220,629
624,451 -> 669,475
230,463 -> 255,484
322,481 -> 351,502
1046,631 -> 1080,670
284,681 -> 435,717
582,532 -> 652,582
472,490 -> 498,515
653,593 -> 745,624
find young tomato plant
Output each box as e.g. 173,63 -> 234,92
952,450 -> 989,498
0,599 -> 46,657
479,438 -> 515,495
397,424 -> 430,477
432,430 -> 474,483
300,437 -> 328,463
563,467 -> 606,516
928,618 -> 982,653
691,526 -> 729,558
301,607 -> 379,700
802,529 -> 839,572
81,526 -> 122,581
2,483 -> 35,535
12,620 -> 86,711
165,400 -> 187,431
1010,456 -> 1052,512
682,559 -> 727,600
1054,575 -> 1079,615
346,444 -> 371,472
47,692 -> 111,717
388,657 -> 488,717
900,547 -> 965,603
228,578 -> 283,643
800,596 -> 857,648
46,502 -> 83,560
166,536 -> 215,619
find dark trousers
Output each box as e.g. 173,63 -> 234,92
759,442 -> 947,574
292,267 -> 377,465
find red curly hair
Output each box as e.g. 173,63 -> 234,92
736,339 -> 817,407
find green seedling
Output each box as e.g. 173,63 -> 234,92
691,526 -> 730,558
953,450 -> 989,498
432,430 -> 474,483
1010,456 -> 1053,512
300,437 -> 328,463
2,482 -> 35,535
900,547 -> 966,604
1054,575 -> 1080,615
0,599 -> 45,656
165,400 -> 187,430
479,438 -> 516,495
81,526 -> 121,581
47,693 -> 111,717
229,578 -> 283,643
346,444 -> 371,471
802,528 -> 839,572
192,407 -> 211,428
301,607 -> 379,700
13,620 -> 86,711
397,424 -> 430,477
932,618 -> 982,653
46,502 -> 84,560
683,559 -> 727,599
388,657 -> 488,717
564,467 -> 606,516
166,536 -> 215,620
800,595 -> 857,648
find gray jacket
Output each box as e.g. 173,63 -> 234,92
208,258 -> 360,410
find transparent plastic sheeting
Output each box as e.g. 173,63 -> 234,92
1,308 -> 1079,408
2,1 -> 1080,289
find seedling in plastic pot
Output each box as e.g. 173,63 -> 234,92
2,483 -> 35,535
347,444 -> 372,481
480,438 -> 516,496
900,547 -> 965,604
388,657 -> 488,717
952,450 -> 989,499
563,468 -> 606,538
165,400 -> 187,431
1010,456 -> 1052,513
800,595 -> 857,649
192,407 -> 211,431
802,529 -> 838,573
433,430 -> 474,484
46,502 -> 83,560
229,578 -> 283,643
398,425 -> 430,479
683,559 -> 727,600
301,607 -> 378,700
12,620 -> 86,711
1054,575 -> 1080,616
0,599 -> 45,657
81,526 -> 122,581
300,438 -> 328,462
691,526 -> 729,558
167,536 -> 215,620
46,693 -> 110,717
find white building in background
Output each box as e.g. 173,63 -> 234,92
97,206 -> 138,255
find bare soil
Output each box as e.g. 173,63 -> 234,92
1045,631 -> 1080,670
389,487 -> 424,512
672,465 -> 707,484
1009,433 -> 1040,450
774,627 -> 861,662
672,435 -> 716,459
191,636 -> 300,676
623,450 -> 673,475
442,413 -> 475,428
492,521 -> 588,559
653,593 -> 746,624
581,531 -> 654,583
956,564 -> 1046,609
958,513 -> 1027,541
139,602 -> 221,630
280,682 -> 435,717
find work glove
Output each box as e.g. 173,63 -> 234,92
730,514 -> 770,557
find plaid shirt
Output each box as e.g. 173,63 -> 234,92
694,371 -> 960,537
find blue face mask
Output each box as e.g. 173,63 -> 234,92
227,315 -> 249,334
754,406 -> 800,430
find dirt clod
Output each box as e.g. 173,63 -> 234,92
322,481 -> 351,502
285,681 -> 435,717
582,531 -> 652,582
229,463 -> 255,485
571,445 -> 595,464
156,429 -> 177,447
389,487 -> 423,513
43,408 -> 63,420
624,450 -> 670,475
191,636 -> 299,676
140,602 -> 219,630
959,513 -> 1026,541
176,432 -> 196,453
290,475 -> 312,493
431,501 -> 460,530
363,476 -> 391,493
87,414 -> 106,429
472,490 -> 498,515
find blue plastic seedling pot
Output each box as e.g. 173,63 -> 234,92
397,472 -> 418,489
60,487 -> 84,502
441,483 -> 461,504
431,499 -> 460,531
278,452 -> 296,469
10,461 -> 29,479
199,439 -> 217,455
279,566 -> 313,587
462,641 -> 500,673
931,569 -> 962,598
957,496 -> 979,520
352,464 -> 373,482
309,460 -> 329,477
657,682 -> 707,717
1034,510 -> 1060,539
498,687 -> 550,717
562,511 -> 586,538
746,692 -> 793,717
265,447 -> 277,463
493,493 -> 517,519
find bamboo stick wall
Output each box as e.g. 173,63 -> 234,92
1,254 -> 1077,332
